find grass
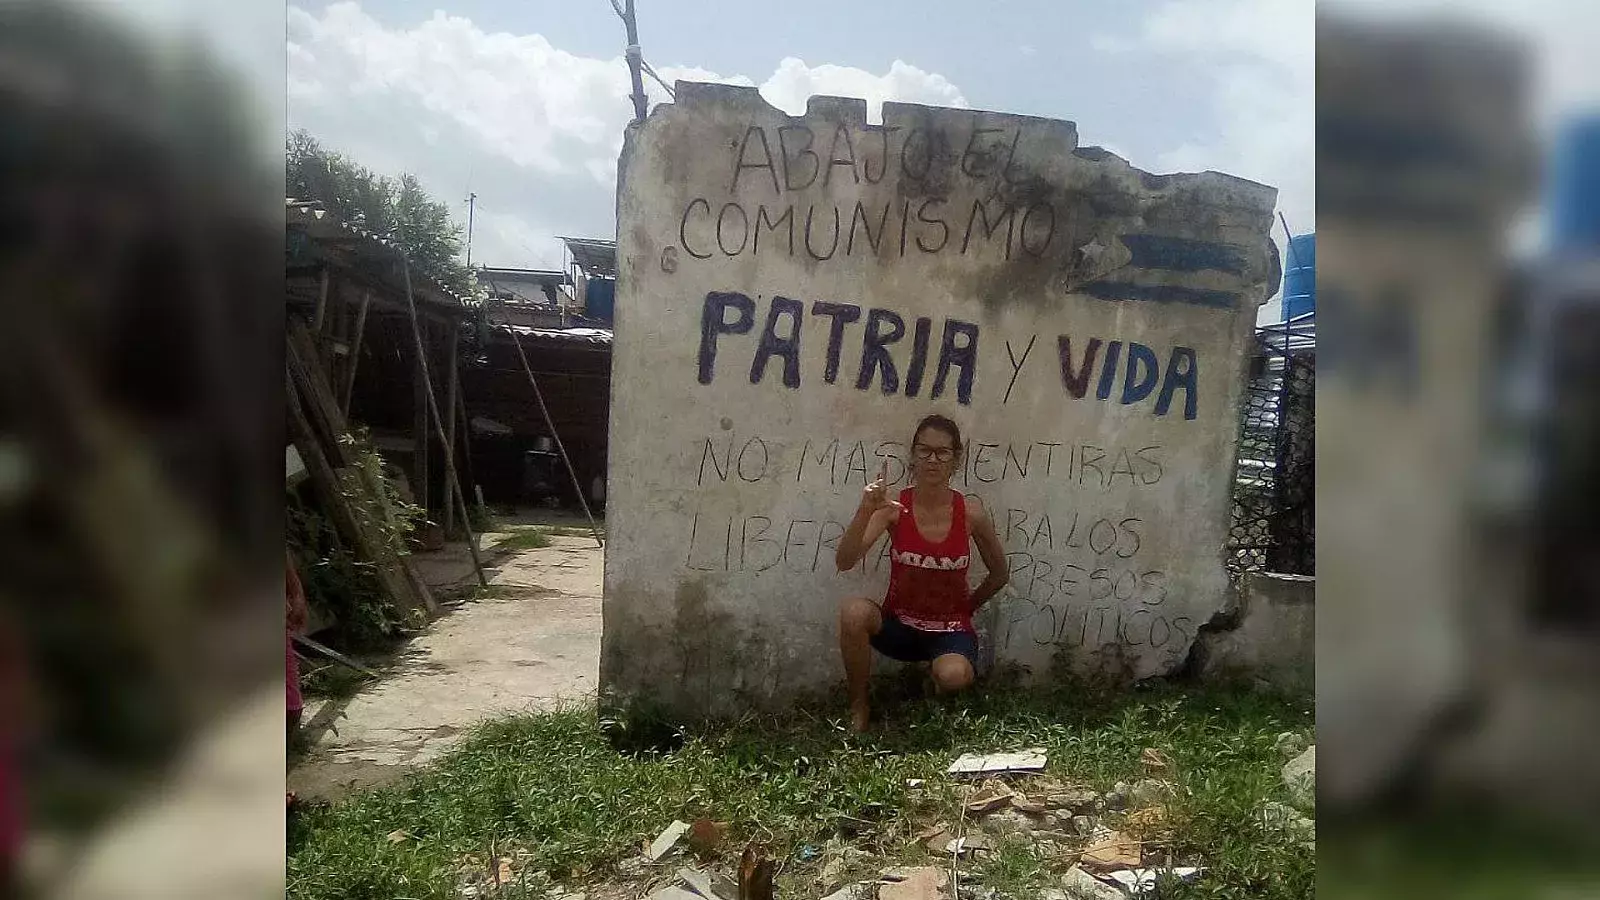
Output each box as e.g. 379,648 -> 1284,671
288,676 -> 1312,899
545,524 -> 604,540
492,524 -> 604,552
300,661 -> 374,702
494,528 -> 553,552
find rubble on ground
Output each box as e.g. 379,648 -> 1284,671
1282,746 -> 1316,810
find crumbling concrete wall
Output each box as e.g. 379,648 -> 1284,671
1194,572 -> 1314,694
604,83 -> 1279,717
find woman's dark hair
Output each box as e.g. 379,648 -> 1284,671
912,414 -> 963,458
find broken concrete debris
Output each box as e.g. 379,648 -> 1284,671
1261,801 -> 1316,841
1274,731 -> 1309,760
676,867 -> 737,900
1103,866 -> 1203,897
947,748 -> 1048,776
1103,786 -> 1128,811
943,834 -> 993,857
1061,866 -> 1126,900
643,887 -> 703,900
1128,779 -> 1174,808
647,820 -> 691,861
878,866 -> 947,900
963,783 -> 1016,814
1283,745 -> 1316,810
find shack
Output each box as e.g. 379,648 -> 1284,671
286,199 -> 473,537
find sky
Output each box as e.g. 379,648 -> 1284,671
108,0 -> 1600,296
282,0 -> 1316,279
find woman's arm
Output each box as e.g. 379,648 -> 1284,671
835,461 -> 903,571
967,498 -> 1010,609
835,505 -> 898,572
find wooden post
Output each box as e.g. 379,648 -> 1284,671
286,366 -> 435,621
400,257 -> 487,587
507,328 -> 605,548
412,318 -> 431,520
312,267 -> 330,334
340,287 -> 373,416
442,324 -> 459,537
454,376 -> 479,524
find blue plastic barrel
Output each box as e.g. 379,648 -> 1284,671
1282,233 -> 1316,320
1549,115 -> 1600,250
585,277 -> 616,323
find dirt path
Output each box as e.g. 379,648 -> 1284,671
289,535 -> 603,801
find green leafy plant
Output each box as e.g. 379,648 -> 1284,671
288,430 -> 424,648
338,427 -> 425,557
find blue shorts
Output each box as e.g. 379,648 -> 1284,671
870,611 -> 978,664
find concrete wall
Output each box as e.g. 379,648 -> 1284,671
1195,572 -> 1314,693
604,83 -> 1279,717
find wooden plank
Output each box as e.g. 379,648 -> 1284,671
455,377 -> 479,521
312,267 -> 330,334
412,317 -> 431,518
286,367 -> 435,622
507,329 -> 605,548
293,634 -> 378,678
286,322 -> 350,468
400,257 -> 487,587
442,326 -> 459,536
340,288 -> 373,416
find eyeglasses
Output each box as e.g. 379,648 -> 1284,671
912,444 -> 955,463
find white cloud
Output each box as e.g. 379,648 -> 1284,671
1096,0 -> 1315,240
287,2 -> 970,268
757,57 -> 967,123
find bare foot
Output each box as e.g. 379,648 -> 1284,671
850,699 -> 871,733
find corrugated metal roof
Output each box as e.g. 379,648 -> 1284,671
498,323 -> 613,347
559,236 -> 617,278
287,198 -> 472,307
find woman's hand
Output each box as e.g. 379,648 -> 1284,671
858,460 -> 905,517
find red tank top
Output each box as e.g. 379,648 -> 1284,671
883,488 -> 973,633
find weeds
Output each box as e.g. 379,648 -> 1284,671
496,528 -> 553,552
288,679 -> 1313,899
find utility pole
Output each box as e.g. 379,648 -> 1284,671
622,0 -> 648,122
464,191 -> 477,268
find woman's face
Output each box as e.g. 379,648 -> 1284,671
910,427 -> 958,486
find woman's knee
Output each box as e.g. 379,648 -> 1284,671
838,597 -> 881,634
931,654 -> 975,691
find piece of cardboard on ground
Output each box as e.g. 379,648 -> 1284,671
947,749 -> 1048,776
1079,831 -> 1142,870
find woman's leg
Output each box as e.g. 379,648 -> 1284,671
930,652 -> 975,694
838,597 -> 883,731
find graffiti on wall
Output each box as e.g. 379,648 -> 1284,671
696,292 -> 1201,417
